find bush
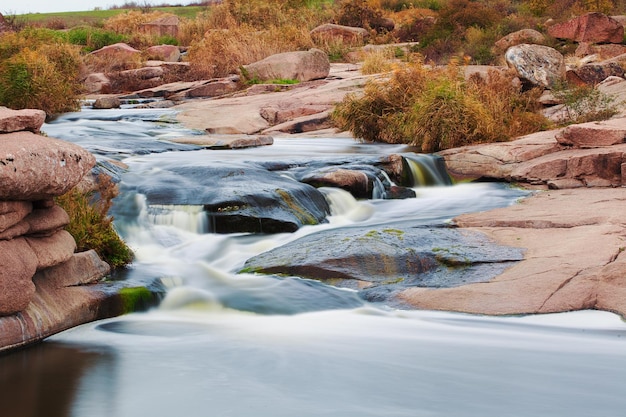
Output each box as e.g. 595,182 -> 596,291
56,175 -> 134,269
67,26 -> 129,52
0,30 -> 83,114
551,81 -> 620,125
333,61 -> 548,152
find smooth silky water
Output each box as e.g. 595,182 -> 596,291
2,107 -> 625,417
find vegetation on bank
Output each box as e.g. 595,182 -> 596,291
333,60 -> 548,152
55,175 -> 134,269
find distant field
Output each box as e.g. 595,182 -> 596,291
15,6 -> 210,27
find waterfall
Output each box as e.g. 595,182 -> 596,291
403,154 -> 452,187
136,194 -> 209,234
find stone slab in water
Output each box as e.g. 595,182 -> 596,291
242,224 -> 524,303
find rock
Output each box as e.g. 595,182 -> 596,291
121,162 -> 330,234
0,265 -> 164,352
119,66 -> 165,80
36,250 -> 110,288
0,131 -> 96,200
242,49 -> 330,83
169,134 -> 274,149
556,118 -> 626,147
241,225 -> 523,300
547,12 -> 624,44
90,42 -> 141,58
139,15 -> 179,38
93,96 -> 121,109
83,73 -> 111,94
400,188 -> 626,316
260,102 -> 331,125
186,79 -> 239,98
23,205 -> 70,237
575,43 -> 626,59
311,23 -> 370,45
146,44 -> 181,62
0,107 -> 46,133
569,61 -> 624,85
494,29 -> 546,53
25,230 -> 76,270
263,110 -> 333,134
0,201 -> 32,234
0,238 -> 38,315
505,44 -> 566,88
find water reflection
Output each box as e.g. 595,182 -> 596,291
0,343 -> 115,417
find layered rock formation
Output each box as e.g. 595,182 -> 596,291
0,107 -> 146,352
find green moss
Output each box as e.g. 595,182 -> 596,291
276,189 -> 317,225
119,287 -> 153,314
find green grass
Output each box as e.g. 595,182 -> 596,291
15,6 -> 210,28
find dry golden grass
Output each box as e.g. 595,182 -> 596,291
186,24 -> 314,79
360,47 -> 396,74
103,10 -> 174,35
333,60 -> 548,152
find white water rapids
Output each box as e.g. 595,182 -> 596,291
1,107 -> 625,417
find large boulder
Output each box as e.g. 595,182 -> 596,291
494,29 -> 546,53
0,131 -> 96,200
505,44 -> 566,88
242,49 -> 330,83
311,23 -> 370,45
119,162 -> 331,233
548,12 -> 624,44
83,73 -> 111,94
25,230 -> 76,270
146,44 -> 181,62
241,224 -> 523,302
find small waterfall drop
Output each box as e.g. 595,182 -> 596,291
319,187 -> 374,223
403,154 -> 452,187
136,194 -> 209,234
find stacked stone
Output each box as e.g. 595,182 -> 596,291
0,107 -> 103,316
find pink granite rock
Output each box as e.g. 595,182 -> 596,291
556,118 -> 626,147
25,230 -> 77,270
0,107 -> 46,133
0,238 -> 38,316
0,131 -> 96,200
146,44 -> 181,62
242,49 -> 330,82
0,201 -> 32,234
548,12 -> 624,44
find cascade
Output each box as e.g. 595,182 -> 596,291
403,153 -> 453,186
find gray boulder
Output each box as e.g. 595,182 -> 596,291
242,49 -> 330,82
505,44 -> 566,88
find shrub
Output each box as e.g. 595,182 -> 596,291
67,26 -> 129,52
551,81 -> 620,125
333,61 -> 548,152
360,47 -> 396,74
0,30 -> 83,114
56,174 -> 134,269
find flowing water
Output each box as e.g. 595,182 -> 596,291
1,107 -> 625,417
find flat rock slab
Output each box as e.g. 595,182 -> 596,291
400,188 -> 626,317
169,134 -> 273,149
242,224 -> 524,304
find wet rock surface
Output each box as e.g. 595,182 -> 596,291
242,224 -> 523,305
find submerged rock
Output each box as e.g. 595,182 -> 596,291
242,224 -> 523,304
121,162 -> 330,233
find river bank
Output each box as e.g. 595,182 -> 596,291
172,62 -> 626,317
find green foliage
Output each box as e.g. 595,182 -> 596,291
56,175 -> 134,269
333,61 -> 548,152
118,287 -> 153,313
551,82 -> 620,125
67,26 -> 128,52
0,30 -> 83,114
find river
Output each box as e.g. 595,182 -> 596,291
1,106 -> 625,417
